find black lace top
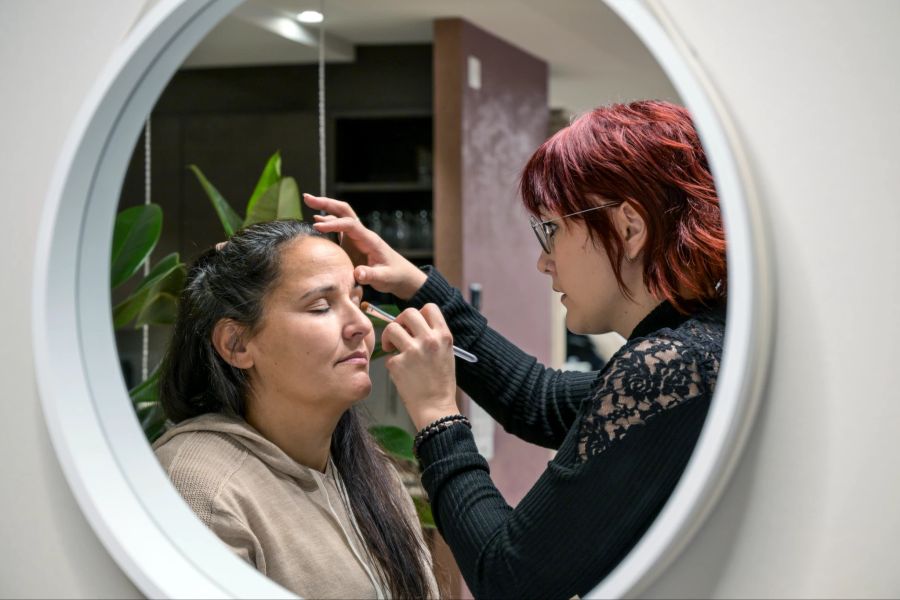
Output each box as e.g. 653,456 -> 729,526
578,301 -> 723,462
405,269 -> 725,599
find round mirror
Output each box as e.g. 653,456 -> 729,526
33,0 -> 772,597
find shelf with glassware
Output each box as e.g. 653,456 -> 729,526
331,187 -> 435,262
331,114 -> 434,264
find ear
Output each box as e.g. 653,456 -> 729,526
212,318 -> 254,369
614,202 -> 647,261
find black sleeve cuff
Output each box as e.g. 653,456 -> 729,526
404,266 -> 454,308
418,423 -> 489,503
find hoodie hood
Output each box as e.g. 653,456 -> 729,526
153,412 -> 331,484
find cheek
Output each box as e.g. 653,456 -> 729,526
283,319 -> 332,359
554,249 -> 579,285
572,242 -> 609,278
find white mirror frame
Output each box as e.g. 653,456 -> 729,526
593,1 -> 773,596
32,0 -> 773,598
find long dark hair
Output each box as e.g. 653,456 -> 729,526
159,220 -> 432,598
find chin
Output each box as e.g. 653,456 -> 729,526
565,314 -> 588,335
566,315 -> 606,336
327,375 -> 373,409
347,377 -> 373,403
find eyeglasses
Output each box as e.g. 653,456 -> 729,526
529,202 -> 620,254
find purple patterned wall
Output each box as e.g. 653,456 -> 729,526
435,18 -> 552,507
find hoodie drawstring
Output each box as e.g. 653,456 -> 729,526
312,463 -> 387,599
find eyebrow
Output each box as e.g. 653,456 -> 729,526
299,283 -> 362,301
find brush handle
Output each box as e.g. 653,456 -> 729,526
450,346 -> 478,364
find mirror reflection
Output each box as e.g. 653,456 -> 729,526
112,2 -> 726,598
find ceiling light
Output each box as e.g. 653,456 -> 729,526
296,10 -> 324,24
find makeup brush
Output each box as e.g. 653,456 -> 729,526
361,301 -> 478,363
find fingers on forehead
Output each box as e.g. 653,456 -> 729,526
335,216 -> 362,229
330,198 -> 355,216
313,216 -> 353,230
305,194 -> 355,214
341,219 -> 376,244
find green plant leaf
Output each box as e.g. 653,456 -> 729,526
276,177 -> 303,220
140,401 -> 167,443
134,292 -> 180,327
413,496 -> 436,529
244,177 -> 304,226
244,151 -> 282,218
187,164 -> 243,237
112,253 -> 185,328
130,368 -> 166,442
129,365 -> 160,405
111,204 -> 162,289
133,259 -> 185,327
113,253 -> 183,328
369,425 -> 415,463
243,181 -> 279,225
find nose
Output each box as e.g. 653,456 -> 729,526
344,303 -> 374,340
536,250 -> 554,276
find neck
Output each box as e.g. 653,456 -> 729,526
244,390 -> 344,473
614,285 -> 663,339
610,255 -> 663,337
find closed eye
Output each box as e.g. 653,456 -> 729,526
309,301 -> 331,313
304,284 -> 363,314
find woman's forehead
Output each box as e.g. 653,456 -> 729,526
276,237 -> 355,291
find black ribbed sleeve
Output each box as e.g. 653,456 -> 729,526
405,268 -> 599,449
403,269 -> 724,599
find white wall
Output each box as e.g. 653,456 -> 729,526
1,0 -> 898,598
0,1 -> 146,597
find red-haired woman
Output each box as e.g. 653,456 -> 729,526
308,100 -> 727,599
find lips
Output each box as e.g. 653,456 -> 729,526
336,350 -> 369,365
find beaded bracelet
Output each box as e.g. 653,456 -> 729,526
413,414 -> 472,458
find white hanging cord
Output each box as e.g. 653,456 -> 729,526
327,460 -> 389,599
318,0 -> 326,196
141,117 -> 151,382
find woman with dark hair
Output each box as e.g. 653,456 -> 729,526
153,220 -> 437,599
308,100 -> 727,598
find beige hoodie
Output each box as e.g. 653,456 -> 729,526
153,413 -> 437,599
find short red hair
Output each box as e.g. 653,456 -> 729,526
520,100 -> 726,313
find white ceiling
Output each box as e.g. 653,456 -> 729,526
183,0 -> 680,115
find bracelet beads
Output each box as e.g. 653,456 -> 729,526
413,413 -> 471,458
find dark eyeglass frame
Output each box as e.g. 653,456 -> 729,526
529,202 -> 620,254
